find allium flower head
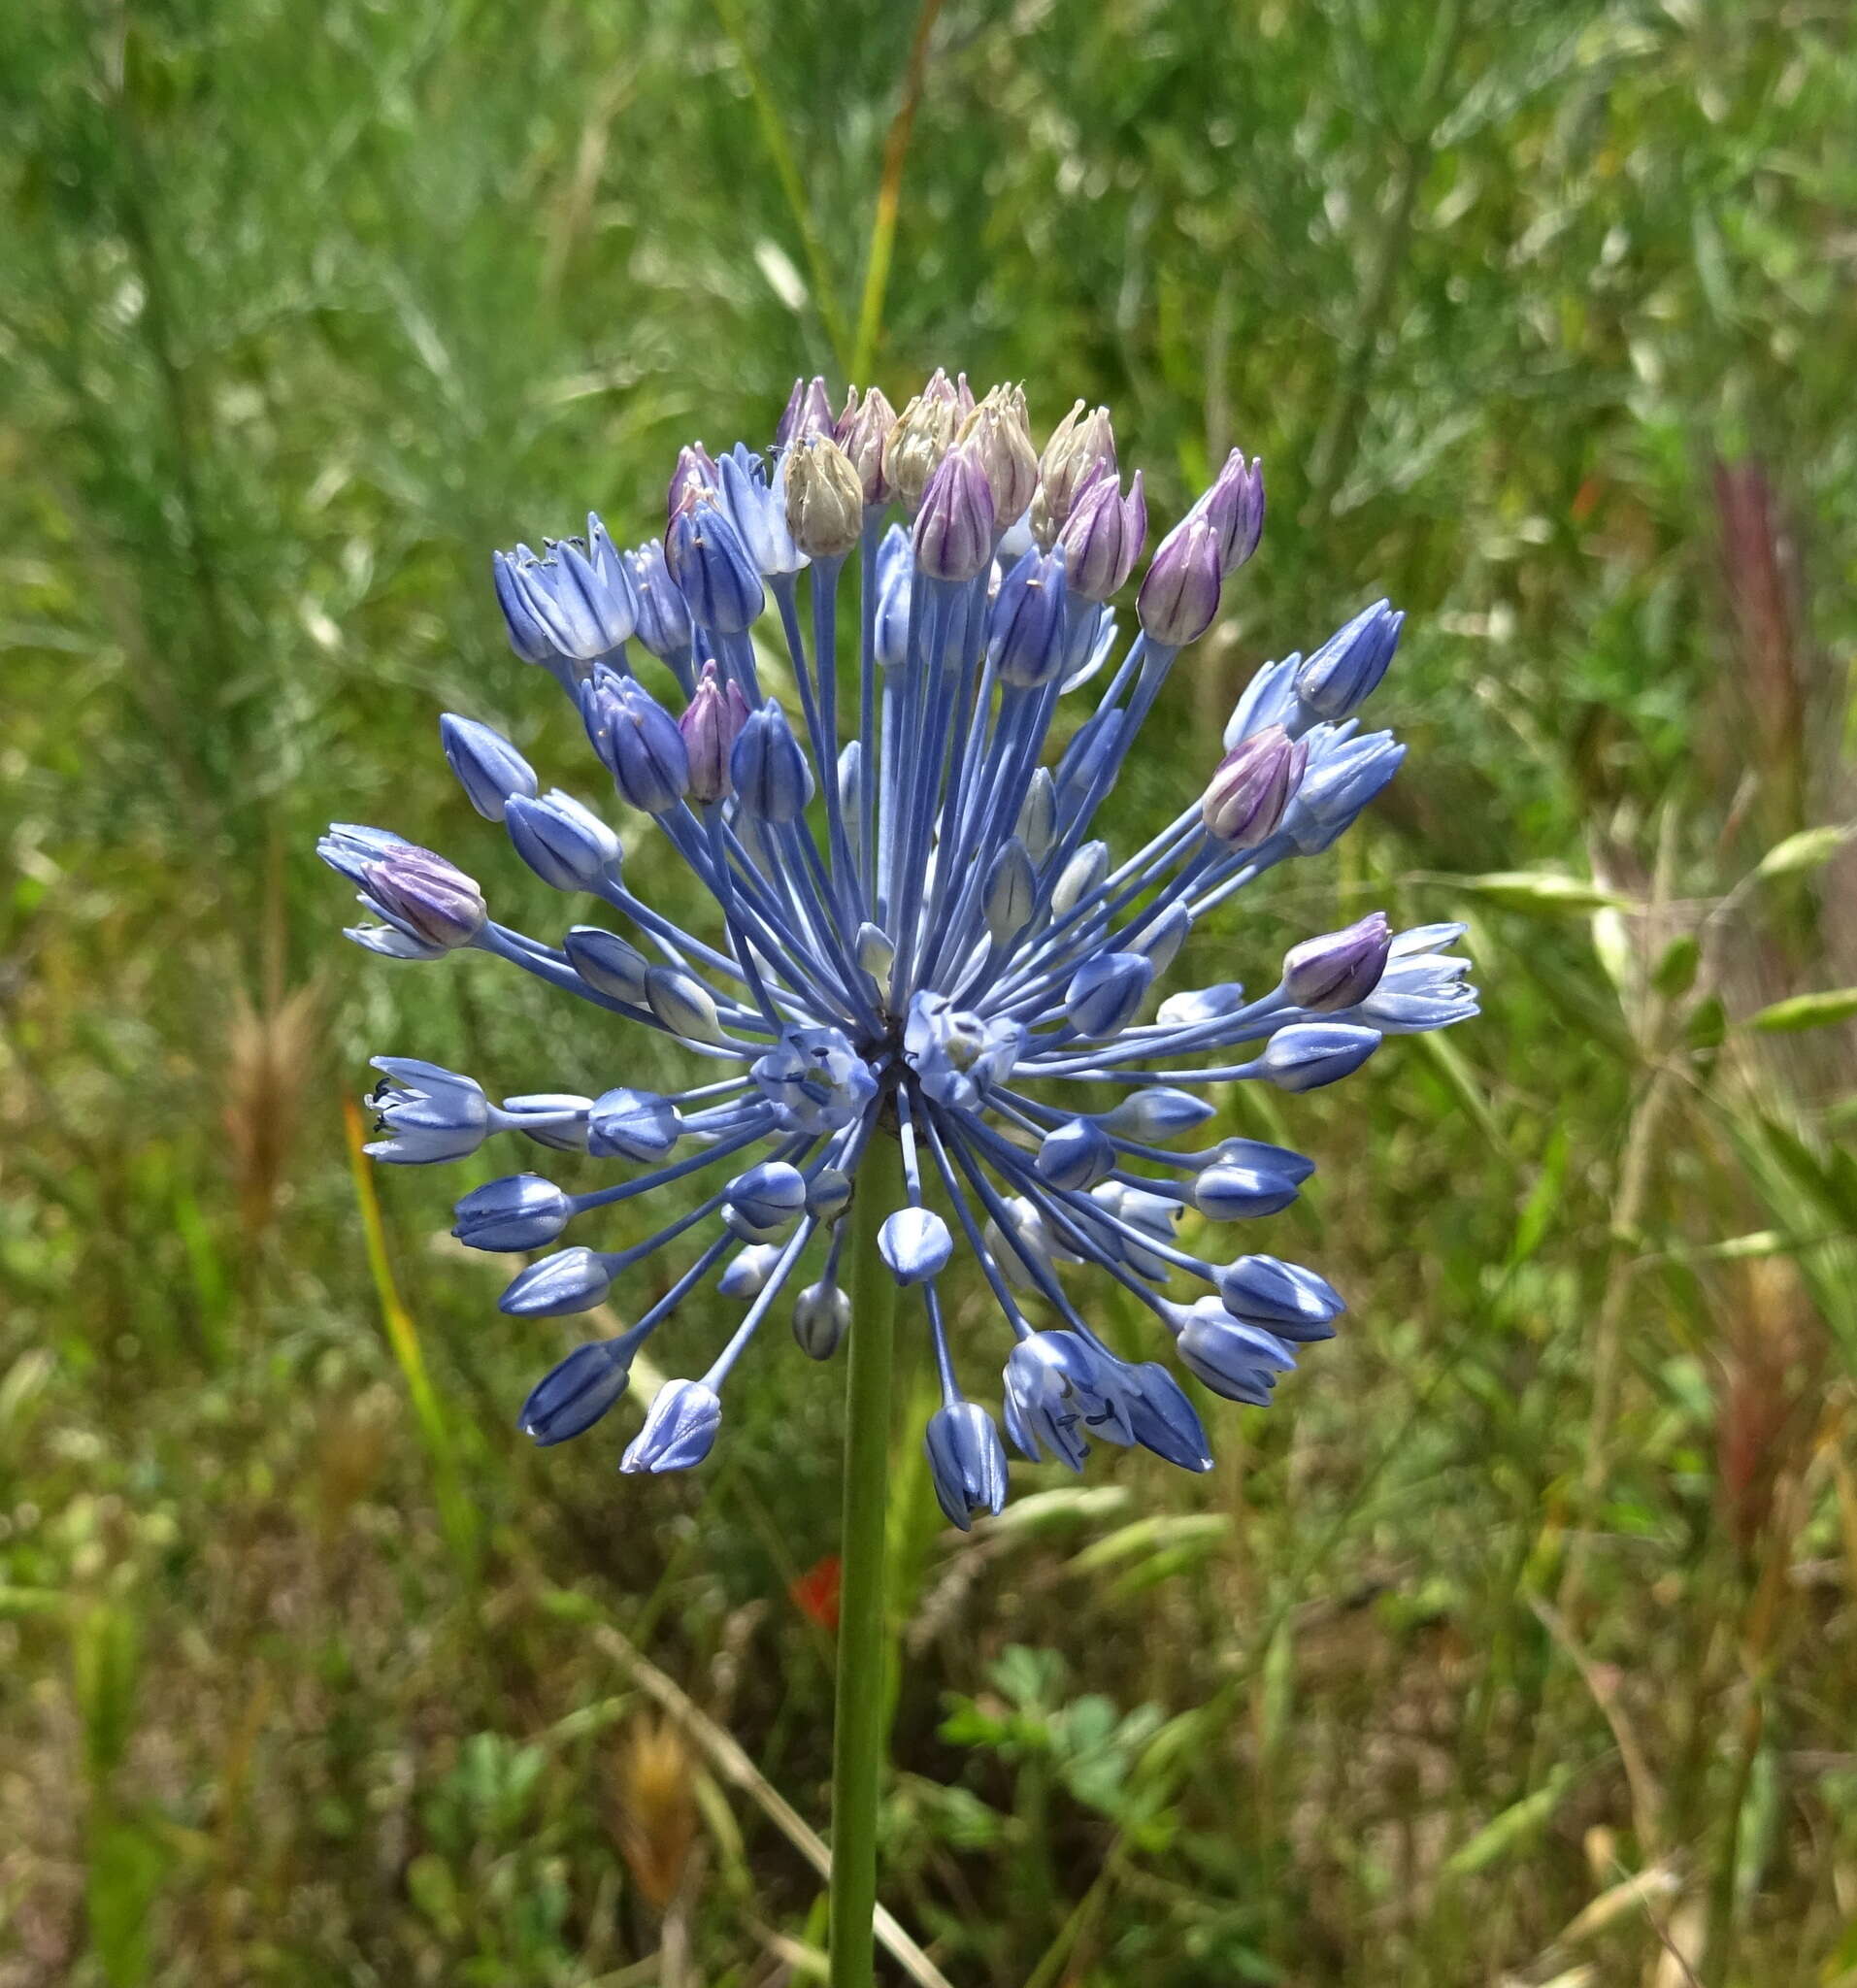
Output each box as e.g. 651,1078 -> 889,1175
323,372 -> 1476,1517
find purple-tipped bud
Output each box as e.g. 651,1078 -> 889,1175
667,443 -> 719,524
582,672 -> 690,814
1255,1022 -> 1381,1092
452,1174 -> 576,1252
1057,467 -> 1145,603
912,444 -> 996,582
775,376 -> 834,448
664,498 -> 764,633
505,790 -> 621,890
730,702 -> 814,820
361,843 -> 485,950
1031,400 -> 1117,547
679,662 -> 749,805
623,541 -> 694,660
987,547 -> 1070,688
1283,911 -> 1393,1011
836,385 -> 897,505
1196,450 -> 1266,575
620,1378 -> 722,1474
520,1338 -> 636,1445
440,714 -> 537,821
924,1401 -> 1009,1529
1295,601 -> 1404,721
1137,514 -> 1223,646
883,389 -> 959,514
1201,724 -> 1307,846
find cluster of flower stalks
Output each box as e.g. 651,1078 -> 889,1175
320,371 -> 1476,1527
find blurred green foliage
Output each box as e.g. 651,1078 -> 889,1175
3,0 -> 1856,1982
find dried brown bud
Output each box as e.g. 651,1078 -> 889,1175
783,436 -> 865,559
960,385 -> 1039,524
882,388 -> 959,515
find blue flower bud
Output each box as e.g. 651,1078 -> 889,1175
505,790 -> 621,890
724,1160 -> 807,1232
792,1282 -> 850,1360
1036,1118 -> 1114,1191
923,1401 -> 1009,1529
498,1245 -> 614,1317
1137,514 -> 1222,646
588,1086 -> 682,1163
874,524 -> 913,668
1015,768 -> 1058,859
1201,725 -> 1307,847
1191,1165 -> 1301,1222
1091,1179 -> 1179,1278
1283,911 -> 1392,1011
717,446 -> 807,576
1195,450 -> 1266,575
624,540 -> 694,659
879,1207 -> 953,1284
1222,654 -> 1304,748
1214,1255 -> 1344,1337
988,547 -> 1070,688
364,1057 -> 490,1163
807,1169 -> 852,1223
679,662 -> 748,806
518,535 -> 635,660
912,443 -> 996,583
983,838 -> 1037,946
1122,1362 -> 1213,1471
582,671 -> 690,814
1203,1136 -> 1314,1185
346,921 -> 448,961
1130,904 -> 1192,975
1170,1297 -> 1299,1401
1099,1088 -> 1215,1140
665,497 -> 764,633
564,926 -> 651,1005
492,547 -> 561,665
1295,601 -> 1403,721
1155,982 -> 1246,1028
1066,951 -> 1154,1039
451,1174 -> 576,1251
1057,466 -> 1145,603
497,1092 -> 593,1151
1256,1022 -> 1380,1092
1282,730 -> 1406,853
730,703 -> 814,821
520,1339 -> 636,1444
620,1378 -> 722,1474
322,830 -> 486,951
441,714 -> 537,821
718,1242 -> 783,1299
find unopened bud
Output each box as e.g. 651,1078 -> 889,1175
783,437 -> 866,559
960,385 -> 1039,523
1058,467 -> 1146,602
1201,725 -> 1306,847
1137,514 -> 1223,646
912,443 -> 996,582
835,385 -> 897,505
679,662 -> 749,806
1031,400 -> 1116,547
883,389 -> 959,514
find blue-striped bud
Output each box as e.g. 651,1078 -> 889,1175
1282,730 -> 1405,853
1170,1298 -> 1298,1402
498,1246 -> 614,1317
1137,514 -> 1222,646
1057,466 -> 1145,602
1256,1022 -> 1380,1092
1099,1088 -> 1214,1140
1295,601 -> 1403,721
645,967 -> 723,1044
582,672 -> 690,814
924,1401 -> 1010,1529
620,1378 -> 721,1474
520,1339 -> 636,1445
505,790 -> 621,890
1214,1256 -> 1344,1339
624,540 -> 694,660
451,1174 -> 575,1251
1202,725 -> 1307,847
912,444 -> 996,583
730,703 -> 814,821
564,925 -> 651,1005
441,715 -> 537,821
1191,1166 -> 1301,1222
724,1160 -> 807,1234
1066,952 -> 1154,1039
776,375 -> 834,448
718,1243 -> 782,1299
588,1086 -> 682,1163
988,547 -> 1070,688
983,838 -> 1037,946
879,1207 -> 953,1285
665,497 -> 764,633
497,1092 -> 593,1151
1122,1362 -> 1213,1471
1036,1118 -> 1114,1191
679,662 -> 748,806
1196,450 -> 1265,575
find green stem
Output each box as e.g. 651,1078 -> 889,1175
830,1124 -> 902,1988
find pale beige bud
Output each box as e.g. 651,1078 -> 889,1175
783,437 -> 865,560
1030,399 -> 1117,548
959,385 -> 1039,525
882,390 -> 958,515
834,384 -> 897,505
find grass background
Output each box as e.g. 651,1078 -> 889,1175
4,0 -> 1857,1982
